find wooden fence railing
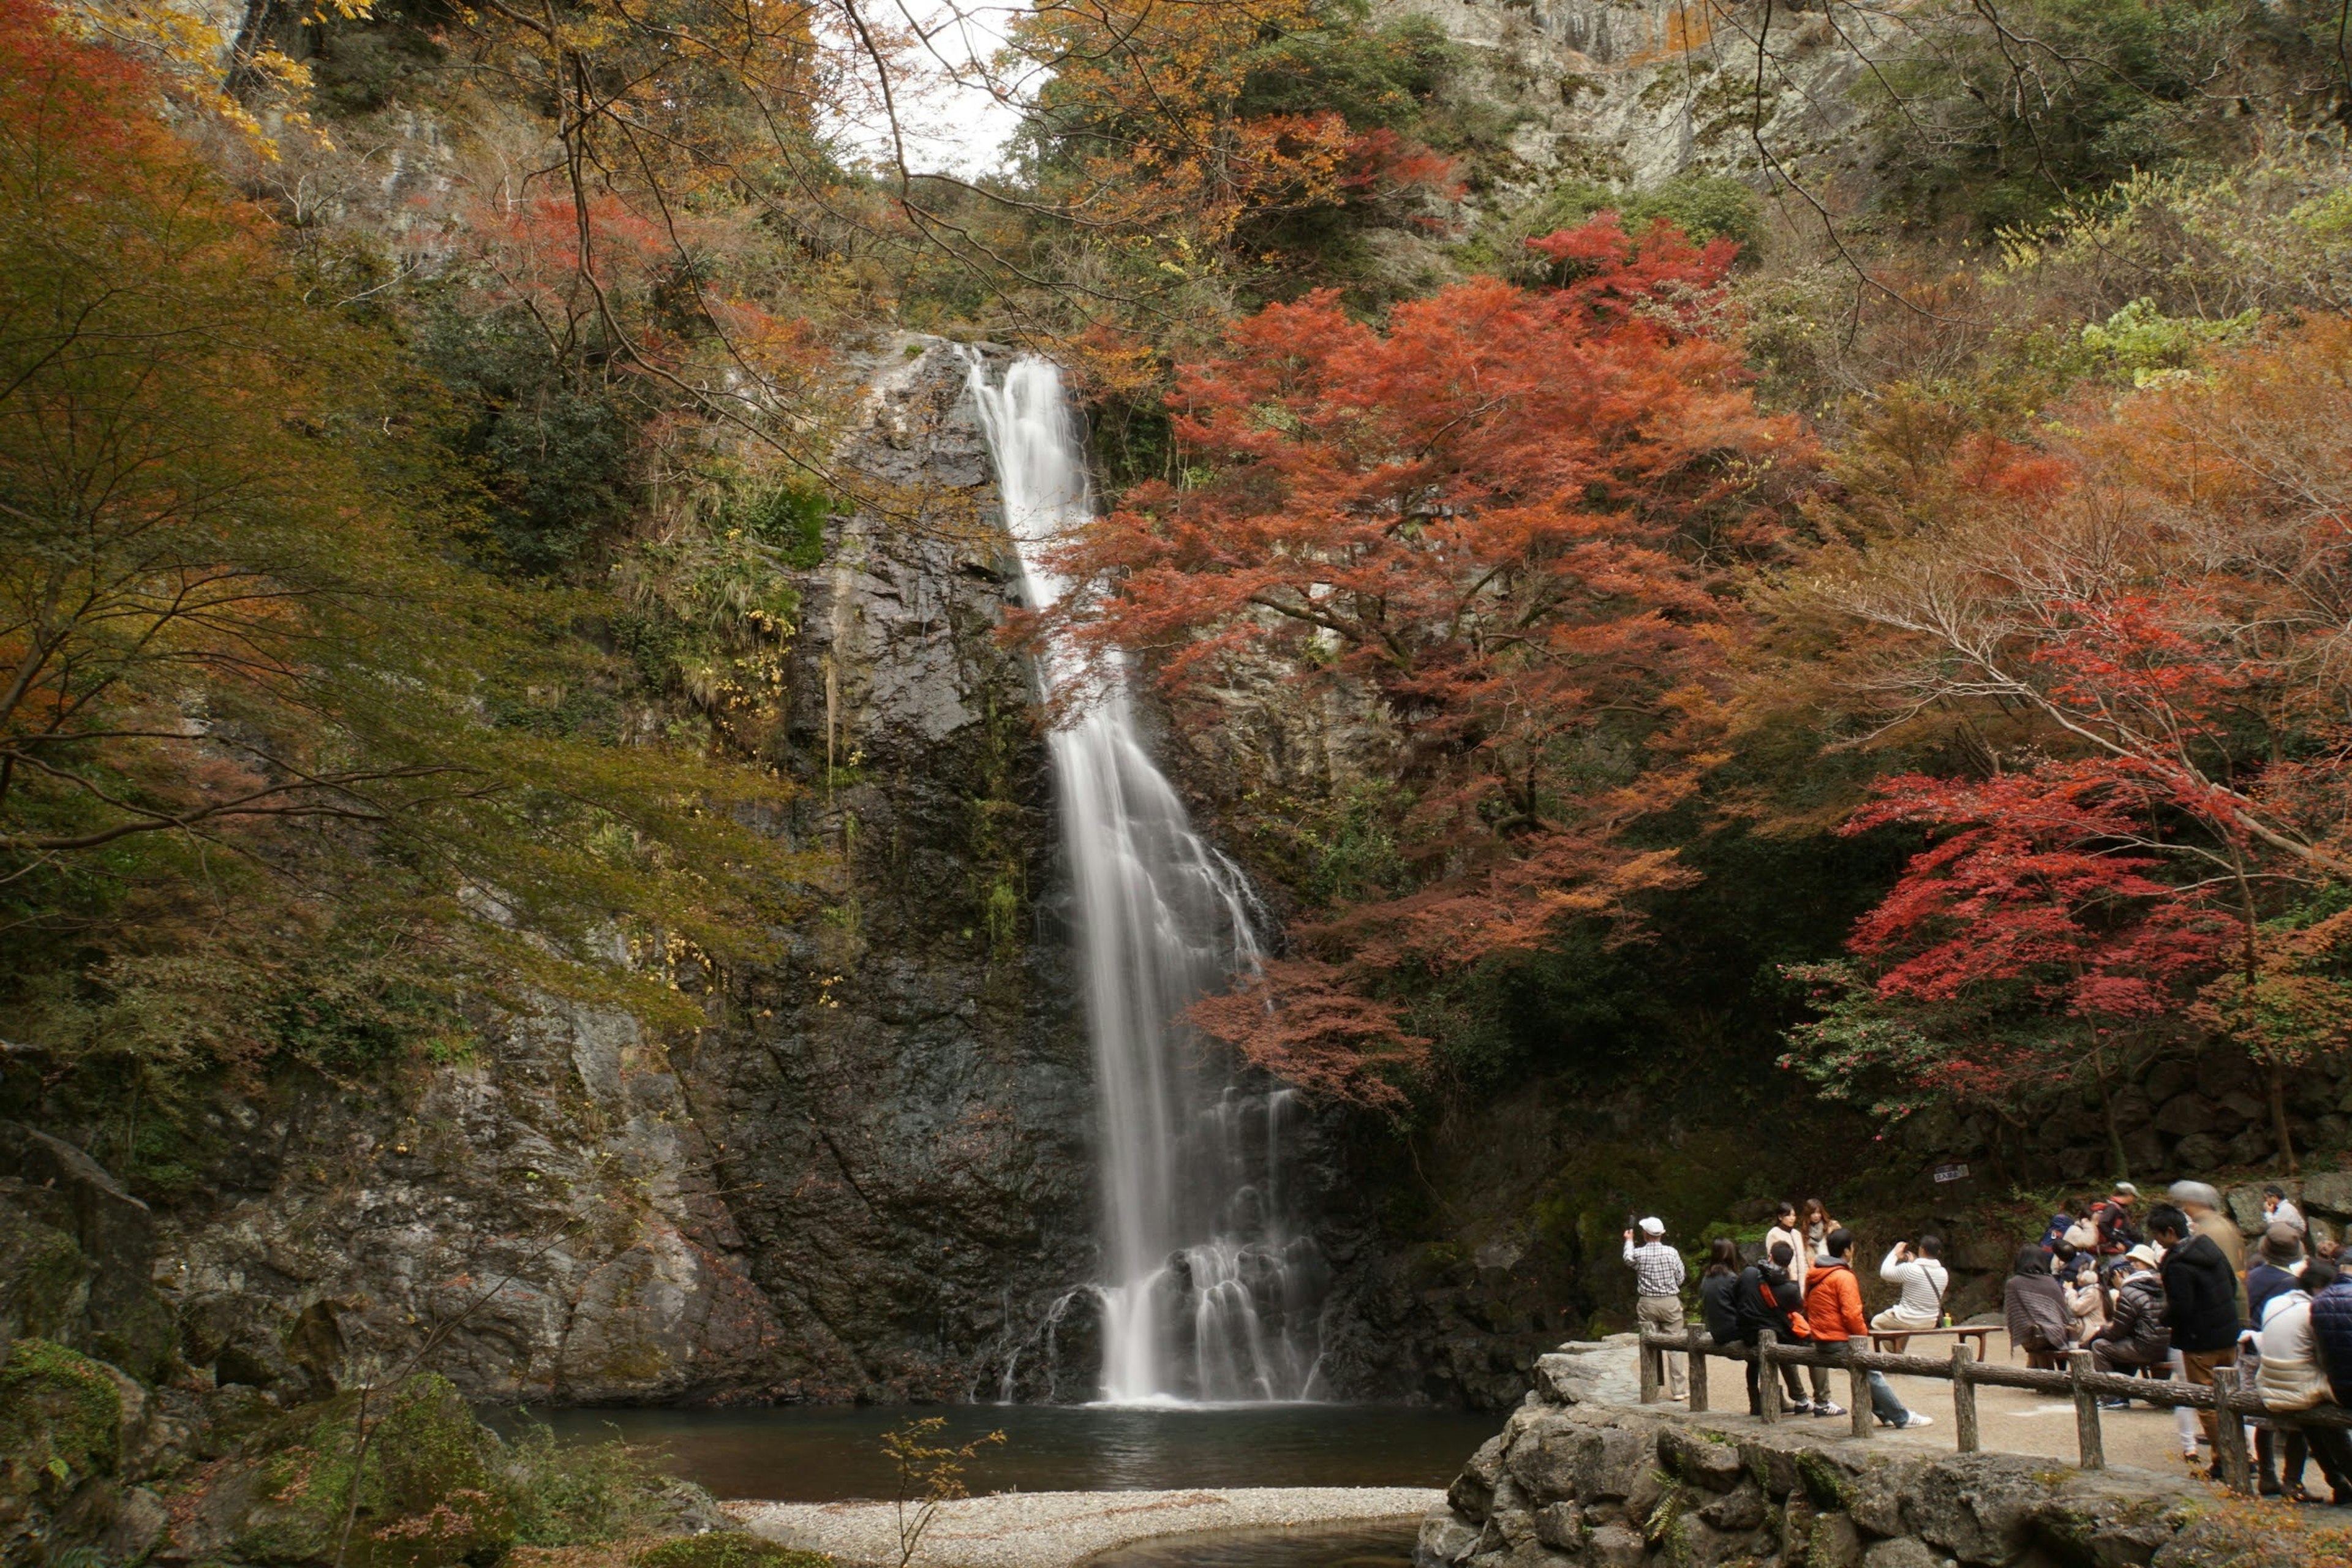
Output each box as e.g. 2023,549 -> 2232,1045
1638,1325 -> 2352,1496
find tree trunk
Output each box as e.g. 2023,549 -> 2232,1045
2092,1041 -> 2128,1182
2269,1057 -> 2298,1174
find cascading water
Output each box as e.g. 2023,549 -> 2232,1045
965,353 -> 1327,1404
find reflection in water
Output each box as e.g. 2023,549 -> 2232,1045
1090,1522 -> 1417,1568
491,1404 -> 1494,1502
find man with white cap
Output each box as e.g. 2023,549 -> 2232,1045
1624,1216 -> 1689,1401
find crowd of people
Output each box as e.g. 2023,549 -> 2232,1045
2007,1178 -> 2352,1502
1624,1178 -> 2352,1501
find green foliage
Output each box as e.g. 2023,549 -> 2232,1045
1864,0 -> 2329,230
634,1535 -> 833,1568
415,301 -> 637,577
1234,9 -> 1454,132
504,1417 -> 678,1547
1487,173 -> 1762,274
2069,298 -> 2259,385
2004,141 -> 2352,319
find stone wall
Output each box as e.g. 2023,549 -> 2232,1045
1417,1344 -> 2230,1568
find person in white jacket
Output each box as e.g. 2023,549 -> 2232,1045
2254,1256 -> 2352,1504
1871,1237 -> 1950,1344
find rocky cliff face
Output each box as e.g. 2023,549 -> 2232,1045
1386,0 -> 1876,190
148,337 -> 1101,1404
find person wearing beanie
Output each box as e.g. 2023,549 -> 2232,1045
1623,1216 -> 1689,1401
2248,1223 -> 2308,1325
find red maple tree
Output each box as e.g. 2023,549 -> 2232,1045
1046,217 -> 1804,1104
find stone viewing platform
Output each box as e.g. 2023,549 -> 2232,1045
1411,1340 -> 2307,1568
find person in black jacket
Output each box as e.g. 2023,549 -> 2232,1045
1699,1237 -> 1742,1345
2150,1202 -> 2244,1466
2089,1246 -> 2172,1405
1732,1241 -> 1814,1415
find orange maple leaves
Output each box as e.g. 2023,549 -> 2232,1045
1046,216 -> 1806,1102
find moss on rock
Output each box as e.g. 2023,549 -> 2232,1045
0,1337 -> 125,1483
238,1372 -> 516,1567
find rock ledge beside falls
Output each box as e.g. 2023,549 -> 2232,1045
728,1486 -> 1442,1567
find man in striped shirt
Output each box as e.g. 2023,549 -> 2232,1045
1624,1216 -> 1689,1401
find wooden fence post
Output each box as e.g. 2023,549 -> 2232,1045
1848,1355 -> 1874,1439
1758,1330 -> 1781,1424
2068,1349 -> 2105,1471
1640,1333 -> 1660,1404
2213,1380 -> 2251,1495
1951,1342 -> 1980,1454
1687,1329 -> 1709,1414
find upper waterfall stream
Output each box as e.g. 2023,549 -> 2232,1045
965,353 -> 1327,1404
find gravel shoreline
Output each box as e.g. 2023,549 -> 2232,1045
724,1487 -> 1443,1568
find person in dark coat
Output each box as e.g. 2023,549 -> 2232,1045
1732,1240 -> 1814,1415
2150,1202 -> 2244,1466
2088,1245 -> 2172,1404
1699,1237 -> 1743,1348
2004,1245 -> 2071,1370
2247,1223 -> 2307,1325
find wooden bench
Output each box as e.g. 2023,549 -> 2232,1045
1868,1322 -> 1996,1357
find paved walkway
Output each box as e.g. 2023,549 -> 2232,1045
726,1487 -> 1442,1568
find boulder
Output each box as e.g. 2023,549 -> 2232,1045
2301,1172 -> 2352,1218
2171,1133 -> 2228,1174
2216,1091 -> 2264,1128
1583,1523 -> 1645,1568
1735,1437 -> 1800,1499
1809,1512 -> 1865,1568
1657,1427 -> 1747,1491
1577,1427 -> 1660,1503
1449,1437 -> 1505,1520
0,1338 -> 130,1565
2225,1128 -> 2274,1167
1697,1483 -> 1767,1532
1861,1540 -> 1941,1568
1532,1501 -> 1583,1551
1844,1453 -> 1924,1539
1532,1346 -> 1610,1406
2223,1185 -> 2274,1236
2141,1058 -> 2193,1106
2032,1475 -> 2199,1567
2153,1096 -> 2212,1136
1411,1504 -> 1468,1568
1905,1452 -> 2058,1566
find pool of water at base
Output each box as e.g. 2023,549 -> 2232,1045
1090,1521 -> 1418,1568
488,1404 -> 1495,1503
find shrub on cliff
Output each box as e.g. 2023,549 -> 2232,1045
635,1534 -> 833,1568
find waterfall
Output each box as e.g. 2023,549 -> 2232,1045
965,353 -> 1327,1404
